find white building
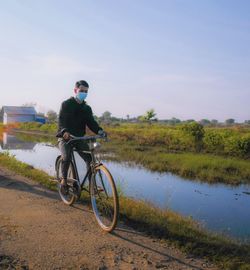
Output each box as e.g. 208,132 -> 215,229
2,106 -> 37,125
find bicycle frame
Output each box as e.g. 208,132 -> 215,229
69,145 -> 102,192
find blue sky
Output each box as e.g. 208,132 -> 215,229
0,0 -> 249,121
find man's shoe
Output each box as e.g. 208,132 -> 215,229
60,179 -> 69,195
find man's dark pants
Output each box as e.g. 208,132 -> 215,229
58,139 -> 92,180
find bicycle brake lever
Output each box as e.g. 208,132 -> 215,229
103,137 -> 108,142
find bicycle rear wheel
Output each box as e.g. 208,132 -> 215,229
56,157 -> 77,206
90,165 -> 119,232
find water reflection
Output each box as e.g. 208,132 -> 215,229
0,132 -> 250,242
1,132 -> 36,150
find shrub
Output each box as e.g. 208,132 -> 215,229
225,135 -> 250,157
181,122 -> 204,151
203,131 -> 224,153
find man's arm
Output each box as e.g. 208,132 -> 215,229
86,106 -> 103,134
57,101 -> 71,138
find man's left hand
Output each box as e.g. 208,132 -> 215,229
98,129 -> 107,138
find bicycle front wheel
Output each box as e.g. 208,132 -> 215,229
90,165 -> 119,232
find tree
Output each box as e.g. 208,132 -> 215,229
225,119 -> 235,125
211,119 -> 218,126
164,117 -> 181,125
102,111 -> 112,120
184,119 -> 195,123
145,109 -> 157,121
36,112 -> 45,117
199,119 -> 211,126
99,111 -> 113,124
139,109 -> 157,122
182,122 -> 204,152
244,120 -> 250,125
46,110 -> 57,123
170,117 -> 181,125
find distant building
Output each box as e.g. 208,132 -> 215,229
2,106 -> 37,124
35,116 -> 46,124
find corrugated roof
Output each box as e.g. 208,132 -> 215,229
2,106 -> 37,115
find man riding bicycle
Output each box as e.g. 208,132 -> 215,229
57,80 -> 106,192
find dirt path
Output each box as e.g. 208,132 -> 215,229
0,166 -> 217,270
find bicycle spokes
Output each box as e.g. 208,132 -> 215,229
91,166 -> 118,232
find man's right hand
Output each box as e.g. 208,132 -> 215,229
63,132 -> 70,140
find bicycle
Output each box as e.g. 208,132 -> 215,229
55,134 -> 119,232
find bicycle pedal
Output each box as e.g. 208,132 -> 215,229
51,179 -> 60,183
68,188 -> 75,195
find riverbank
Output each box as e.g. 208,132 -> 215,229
0,152 -> 249,269
101,140 -> 250,185
17,122 -> 250,158
13,129 -> 250,185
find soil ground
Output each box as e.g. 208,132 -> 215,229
0,166 -> 217,270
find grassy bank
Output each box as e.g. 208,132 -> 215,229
0,151 -> 56,191
101,140 -> 250,185
12,130 -> 250,185
106,123 -> 250,158
120,197 -> 250,270
0,152 -> 249,270
18,122 -> 250,158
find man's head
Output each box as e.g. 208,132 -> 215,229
74,80 -> 89,93
74,80 -> 89,102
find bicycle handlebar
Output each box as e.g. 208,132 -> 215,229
66,134 -> 107,144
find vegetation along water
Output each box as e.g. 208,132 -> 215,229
15,122 -> 250,185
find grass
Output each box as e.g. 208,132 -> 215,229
0,152 -> 249,269
16,122 -> 250,158
104,123 -> 250,158
119,196 -> 250,270
0,151 -> 56,191
101,140 -> 250,185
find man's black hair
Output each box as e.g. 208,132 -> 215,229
75,80 -> 89,88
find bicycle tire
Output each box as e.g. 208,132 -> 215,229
90,165 -> 119,232
56,156 -> 77,206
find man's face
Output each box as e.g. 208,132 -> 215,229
74,85 -> 89,94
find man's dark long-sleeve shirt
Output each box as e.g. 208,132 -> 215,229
57,97 -> 102,137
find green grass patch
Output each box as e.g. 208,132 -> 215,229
17,122 -> 250,158
0,152 -> 56,191
104,123 -> 250,158
101,140 -> 250,185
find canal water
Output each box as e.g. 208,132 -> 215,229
1,132 -> 250,242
